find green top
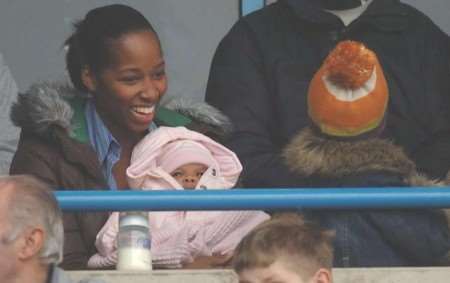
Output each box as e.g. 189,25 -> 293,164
68,97 -> 192,144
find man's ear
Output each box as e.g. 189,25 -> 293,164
17,228 -> 45,261
81,67 -> 97,92
312,268 -> 332,283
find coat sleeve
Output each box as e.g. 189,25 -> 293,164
411,21 -> 450,179
205,20 -> 307,188
10,133 -> 61,187
367,209 -> 450,265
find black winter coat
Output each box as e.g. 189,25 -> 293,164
206,0 -> 450,187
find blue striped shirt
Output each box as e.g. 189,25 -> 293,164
85,100 -> 156,190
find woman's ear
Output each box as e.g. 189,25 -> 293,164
81,67 -> 97,92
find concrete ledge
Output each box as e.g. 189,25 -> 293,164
333,267 -> 450,283
68,270 -> 237,283
68,267 -> 450,283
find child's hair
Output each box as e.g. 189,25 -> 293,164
233,213 -> 334,280
64,4 -> 158,92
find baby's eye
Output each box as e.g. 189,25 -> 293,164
196,171 -> 205,177
171,172 -> 182,178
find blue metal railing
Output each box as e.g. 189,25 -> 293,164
55,187 -> 450,212
240,0 -> 265,17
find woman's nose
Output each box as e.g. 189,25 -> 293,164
140,79 -> 159,99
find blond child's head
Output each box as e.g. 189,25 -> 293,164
233,214 -> 334,283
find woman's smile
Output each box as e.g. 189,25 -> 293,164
130,104 -> 156,124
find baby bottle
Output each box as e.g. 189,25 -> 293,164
116,211 -> 152,271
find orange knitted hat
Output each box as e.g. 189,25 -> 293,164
308,40 -> 388,137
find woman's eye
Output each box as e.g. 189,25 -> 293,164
152,70 -> 166,80
120,76 -> 140,84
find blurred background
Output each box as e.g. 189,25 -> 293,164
0,0 -> 448,101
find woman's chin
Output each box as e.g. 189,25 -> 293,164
126,111 -> 155,132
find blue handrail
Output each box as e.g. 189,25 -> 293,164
55,187 -> 450,211
240,0 -> 265,17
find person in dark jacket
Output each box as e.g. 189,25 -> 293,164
281,40 -> 450,267
9,4 -> 231,270
205,0 -> 450,188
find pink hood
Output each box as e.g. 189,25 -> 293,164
126,126 -> 242,190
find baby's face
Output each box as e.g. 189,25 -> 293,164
170,163 -> 208,189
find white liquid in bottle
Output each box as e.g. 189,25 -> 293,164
116,211 -> 152,271
117,247 -> 152,270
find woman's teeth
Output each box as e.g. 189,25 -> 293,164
133,106 -> 155,114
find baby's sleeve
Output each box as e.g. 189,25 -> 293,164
95,212 -> 120,256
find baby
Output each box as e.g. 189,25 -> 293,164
88,126 -> 269,268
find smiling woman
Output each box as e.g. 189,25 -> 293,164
8,4 -> 230,270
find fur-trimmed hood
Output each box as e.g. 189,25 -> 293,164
11,82 -> 78,136
284,128 -> 450,264
162,97 -> 233,140
283,127 -> 442,187
10,81 -> 233,140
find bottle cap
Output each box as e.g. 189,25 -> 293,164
119,211 -> 149,228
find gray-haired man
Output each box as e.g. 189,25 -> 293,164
0,175 -> 70,283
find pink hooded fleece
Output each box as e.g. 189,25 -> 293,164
88,126 -> 270,268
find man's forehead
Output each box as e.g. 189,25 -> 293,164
0,184 -> 14,202
0,185 -> 14,214
0,188 -> 13,239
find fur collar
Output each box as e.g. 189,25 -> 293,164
10,81 -> 232,138
283,127 -> 441,186
284,128 -> 450,238
162,96 -> 233,138
11,82 -> 77,136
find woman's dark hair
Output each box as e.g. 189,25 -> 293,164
65,4 -> 158,92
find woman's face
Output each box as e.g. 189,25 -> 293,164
85,30 -> 167,140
